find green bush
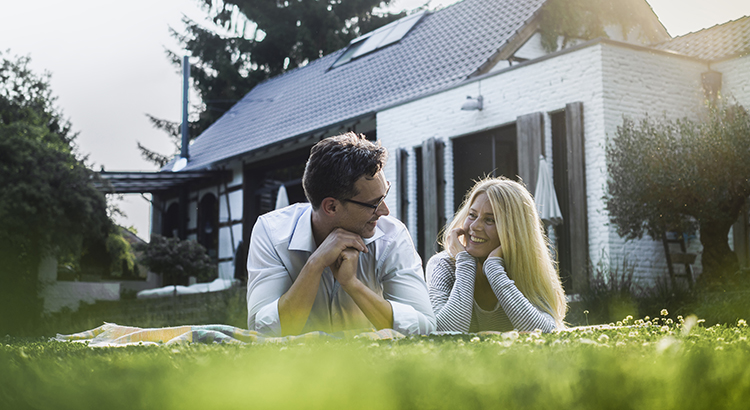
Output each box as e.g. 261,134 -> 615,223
135,235 -> 216,285
605,102 -> 750,285
568,253 -> 639,326
0,52 -> 112,336
570,255 -> 750,327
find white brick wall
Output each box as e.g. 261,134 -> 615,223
216,160 -> 244,279
715,54 -> 750,107
378,40 -> 725,285
599,45 -> 707,284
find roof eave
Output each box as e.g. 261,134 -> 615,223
470,14 -> 542,78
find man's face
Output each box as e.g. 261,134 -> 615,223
337,171 -> 390,238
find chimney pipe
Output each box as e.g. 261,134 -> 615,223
181,54 -> 190,160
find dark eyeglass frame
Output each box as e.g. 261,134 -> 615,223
342,182 -> 391,212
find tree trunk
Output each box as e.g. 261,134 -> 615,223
699,219 -> 740,287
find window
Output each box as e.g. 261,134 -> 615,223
452,124 -> 518,213
331,11 -> 425,68
162,203 -> 180,238
198,193 -> 219,259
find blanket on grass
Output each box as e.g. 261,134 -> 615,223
54,323 -> 406,347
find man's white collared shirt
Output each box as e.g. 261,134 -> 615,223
246,203 -> 436,336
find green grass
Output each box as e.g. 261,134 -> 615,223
3,315 -> 750,410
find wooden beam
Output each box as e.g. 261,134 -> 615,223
471,19 -> 540,77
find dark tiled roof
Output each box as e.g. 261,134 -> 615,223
177,0 -> 546,171
652,15 -> 750,61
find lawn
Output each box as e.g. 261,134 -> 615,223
2,314 -> 750,410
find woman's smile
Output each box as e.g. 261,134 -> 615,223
461,192 -> 501,259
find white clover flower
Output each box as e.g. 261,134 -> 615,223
501,331 -> 519,341
681,315 -> 698,336
661,309 -> 669,316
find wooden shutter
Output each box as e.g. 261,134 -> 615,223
422,138 -> 445,258
396,148 -> 409,224
516,112 -> 544,195
565,102 -> 589,293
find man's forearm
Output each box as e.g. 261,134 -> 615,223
278,258 -> 325,336
341,280 -> 394,330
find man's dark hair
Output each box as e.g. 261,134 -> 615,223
303,132 -> 387,209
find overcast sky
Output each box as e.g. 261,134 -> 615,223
2,0 -> 749,241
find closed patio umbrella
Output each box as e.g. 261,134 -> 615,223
534,155 -> 563,227
275,184 -> 289,209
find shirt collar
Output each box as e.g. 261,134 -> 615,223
289,206 -> 317,252
288,205 -> 385,252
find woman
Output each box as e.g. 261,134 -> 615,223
426,177 -> 566,333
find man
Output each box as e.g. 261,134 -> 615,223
246,132 -> 436,336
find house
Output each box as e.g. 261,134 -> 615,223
124,0 -> 749,296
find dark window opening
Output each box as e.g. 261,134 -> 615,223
197,193 -> 219,260
243,147 -> 311,244
162,203 -> 180,238
452,124 -> 518,213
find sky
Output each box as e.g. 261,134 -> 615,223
2,0 -> 749,241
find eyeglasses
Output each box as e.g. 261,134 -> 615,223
343,182 -> 391,213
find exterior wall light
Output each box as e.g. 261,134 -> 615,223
461,95 -> 483,111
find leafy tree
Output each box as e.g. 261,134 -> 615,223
135,235 -> 216,286
605,101 -> 750,287
105,230 -> 137,278
139,0 -> 408,167
0,51 -> 113,334
538,0 -> 664,52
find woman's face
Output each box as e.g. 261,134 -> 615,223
461,192 -> 501,259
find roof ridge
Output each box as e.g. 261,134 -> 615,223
657,14 -> 750,45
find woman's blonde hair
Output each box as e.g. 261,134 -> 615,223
440,176 -> 567,328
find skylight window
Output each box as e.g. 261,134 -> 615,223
331,11 -> 425,68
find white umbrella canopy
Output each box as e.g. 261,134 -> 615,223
275,184 -> 290,209
534,156 -> 563,227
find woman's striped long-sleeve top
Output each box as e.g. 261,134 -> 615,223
426,251 -> 556,333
